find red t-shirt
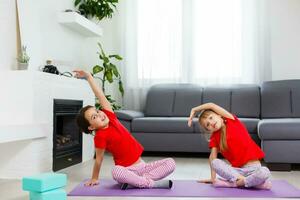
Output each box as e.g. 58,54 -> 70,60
209,115 -> 264,167
94,109 -> 144,167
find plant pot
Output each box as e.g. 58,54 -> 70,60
18,63 -> 28,70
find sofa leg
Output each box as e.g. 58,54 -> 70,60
267,163 -> 292,171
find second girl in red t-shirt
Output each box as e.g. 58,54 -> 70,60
188,102 -> 271,190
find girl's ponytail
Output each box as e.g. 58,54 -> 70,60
220,126 -> 228,152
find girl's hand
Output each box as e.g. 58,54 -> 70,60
84,178 -> 99,187
73,69 -> 91,79
197,179 -> 214,184
187,108 -> 196,127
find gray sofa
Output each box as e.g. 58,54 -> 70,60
116,80 -> 300,170
258,80 -> 300,170
116,83 -> 261,153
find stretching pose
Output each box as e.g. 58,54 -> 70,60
188,103 -> 271,189
75,70 -> 175,190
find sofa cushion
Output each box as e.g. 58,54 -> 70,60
231,86 -> 260,118
132,117 -> 194,133
261,80 -> 300,118
115,110 -> 144,121
292,87 -> 300,117
145,84 -> 175,117
258,118 -> 300,140
202,87 -> 231,111
173,85 -> 203,117
261,87 -> 291,118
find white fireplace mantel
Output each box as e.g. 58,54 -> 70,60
0,71 -> 95,179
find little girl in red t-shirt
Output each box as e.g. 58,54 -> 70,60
74,70 -> 175,190
188,103 -> 271,190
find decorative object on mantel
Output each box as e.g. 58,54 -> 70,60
40,60 -> 74,77
92,42 -> 124,110
74,0 -> 119,21
42,60 -> 60,75
17,45 -> 30,70
64,9 -> 81,14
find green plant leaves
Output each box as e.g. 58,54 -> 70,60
74,0 -> 81,7
103,57 -> 109,64
109,54 -> 123,60
110,63 -> 119,77
17,45 -> 30,63
93,65 -> 103,74
95,95 -> 121,111
118,80 -> 124,96
74,0 -> 118,21
105,70 -> 113,83
93,42 -> 123,110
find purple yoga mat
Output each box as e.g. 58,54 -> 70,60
68,179 -> 300,198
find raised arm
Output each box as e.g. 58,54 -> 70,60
188,102 -> 234,126
73,70 -> 113,112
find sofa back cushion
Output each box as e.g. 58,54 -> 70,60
261,80 -> 300,118
203,85 -> 260,118
203,87 -> 231,112
145,84 -> 260,118
231,86 -> 261,118
145,84 -> 203,117
145,84 -> 176,117
173,85 -> 203,116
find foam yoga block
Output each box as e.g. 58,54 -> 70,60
30,188 -> 66,200
22,173 -> 67,192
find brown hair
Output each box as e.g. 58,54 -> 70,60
198,109 -> 227,152
76,105 -> 94,134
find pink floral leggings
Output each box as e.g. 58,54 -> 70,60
111,158 -> 176,188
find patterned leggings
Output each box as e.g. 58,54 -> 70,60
211,159 -> 271,188
111,158 -> 176,188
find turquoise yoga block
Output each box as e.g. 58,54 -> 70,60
30,188 -> 66,200
22,173 -> 67,192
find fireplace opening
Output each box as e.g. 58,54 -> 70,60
53,99 -> 83,171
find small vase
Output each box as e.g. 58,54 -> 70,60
18,63 -> 28,70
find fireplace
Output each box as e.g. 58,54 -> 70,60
53,99 -> 83,171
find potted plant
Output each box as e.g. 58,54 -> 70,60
17,45 -> 30,70
92,42 -> 124,110
74,0 -> 119,21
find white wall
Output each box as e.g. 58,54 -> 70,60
0,0 -> 121,178
0,0 -> 121,77
0,0 -> 122,100
15,0 -> 99,72
269,0 -> 300,80
0,0 -> 17,70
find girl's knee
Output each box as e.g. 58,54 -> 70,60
111,165 -> 126,180
260,167 -> 271,179
211,158 -> 223,169
166,158 -> 176,169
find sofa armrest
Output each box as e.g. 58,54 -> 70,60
115,110 -> 145,121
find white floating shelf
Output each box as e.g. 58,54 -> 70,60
58,12 -> 103,37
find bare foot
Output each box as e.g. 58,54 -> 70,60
255,180 -> 272,190
213,179 -> 237,188
236,176 -> 245,187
